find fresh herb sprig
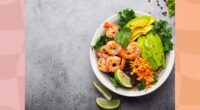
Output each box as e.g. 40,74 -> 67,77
152,20 -> 173,52
92,35 -> 112,50
167,0 -> 175,17
136,80 -> 146,91
116,27 -> 132,48
118,8 -> 136,28
151,73 -> 158,84
109,76 -> 120,87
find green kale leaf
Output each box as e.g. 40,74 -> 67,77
136,80 -> 146,91
109,76 -> 120,87
151,73 -> 158,84
167,0 -> 175,17
152,20 -> 173,52
118,8 -> 136,28
92,35 -> 112,50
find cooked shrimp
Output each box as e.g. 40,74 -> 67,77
98,58 -> 108,72
119,42 -> 141,60
104,22 -> 119,39
99,45 -> 107,54
106,41 -> 122,56
107,56 -> 125,72
97,45 -> 110,58
97,52 -> 110,59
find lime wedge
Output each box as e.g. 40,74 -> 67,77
93,81 -> 112,100
96,98 -> 120,110
114,69 -> 132,88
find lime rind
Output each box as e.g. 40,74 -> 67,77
96,98 -> 120,110
93,81 -> 112,100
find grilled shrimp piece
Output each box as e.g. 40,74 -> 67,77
97,45 -> 110,58
107,56 -> 125,72
119,42 -> 141,60
98,58 -> 108,72
104,22 -> 119,39
97,52 -> 110,59
106,41 -> 122,56
99,45 -> 107,54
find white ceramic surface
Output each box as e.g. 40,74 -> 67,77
90,11 -> 175,97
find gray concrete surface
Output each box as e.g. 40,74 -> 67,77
25,0 -> 175,110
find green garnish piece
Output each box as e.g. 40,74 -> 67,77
116,27 -> 132,47
91,35 -> 112,50
109,76 -> 120,87
167,0 -> 175,17
151,73 -> 158,84
152,20 -> 173,53
136,80 -> 146,91
118,8 -> 136,28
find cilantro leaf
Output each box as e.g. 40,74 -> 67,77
109,76 -> 120,87
151,73 -> 158,84
136,80 -> 146,91
118,8 -> 136,28
116,27 -> 132,47
152,20 -> 173,52
91,35 -> 112,50
167,0 -> 175,17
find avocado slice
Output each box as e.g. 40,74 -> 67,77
137,36 -> 158,70
124,16 -> 156,31
137,32 -> 166,70
125,16 -> 156,41
129,25 -> 153,42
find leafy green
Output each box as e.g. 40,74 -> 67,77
116,27 -> 132,47
118,8 -> 136,28
167,0 -> 175,17
109,76 -> 120,87
136,80 -> 146,91
151,73 -> 158,84
92,35 -> 112,50
152,20 -> 173,52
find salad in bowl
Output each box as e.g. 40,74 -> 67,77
90,9 -> 174,97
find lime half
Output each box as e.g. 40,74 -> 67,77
96,98 -> 120,110
114,69 -> 132,88
93,81 -> 112,100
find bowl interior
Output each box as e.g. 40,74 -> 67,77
90,11 -> 175,97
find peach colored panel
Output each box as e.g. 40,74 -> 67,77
176,0 -> 200,109
176,0 -> 200,30
0,30 -> 24,55
0,0 -> 24,110
0,0 -> 23,29
0,78 -> 19,109
0,54 -> 19,79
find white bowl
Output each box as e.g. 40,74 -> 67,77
90,11 -> 175,97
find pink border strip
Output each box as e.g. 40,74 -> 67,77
0,0 -> 24,110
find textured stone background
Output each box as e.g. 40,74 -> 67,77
25,0 -> 175,110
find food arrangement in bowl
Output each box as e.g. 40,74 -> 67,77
90,9 -> 174,96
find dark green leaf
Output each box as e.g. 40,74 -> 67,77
91,35 -> 112,50
152,20 -> 173,52
116,32 -> 123,43
167,0 -> 175,17
151,73 -> 158,84
121,27 -> 132,38
118,8 -> 136,28
109,76 -> 120,87
116,27 -> 132,48
136,80 -> 146,91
